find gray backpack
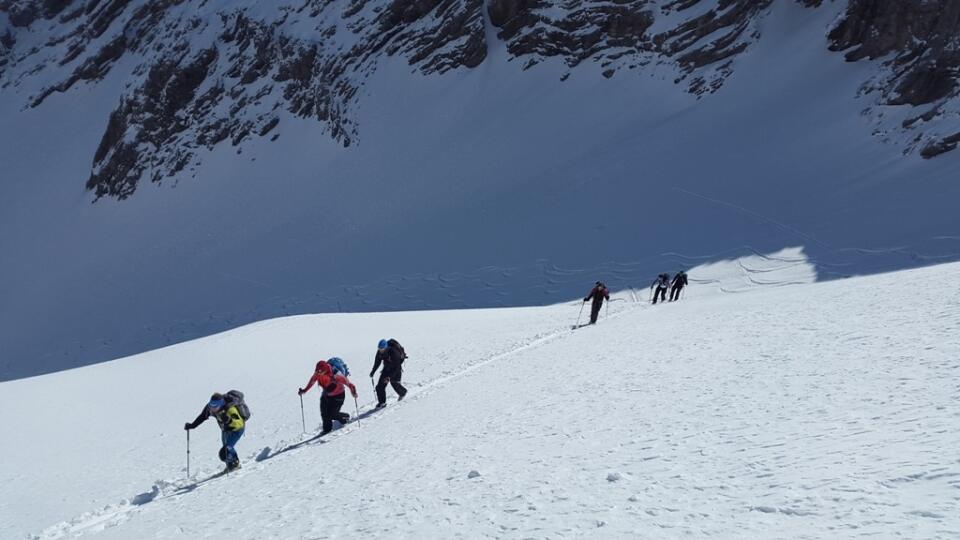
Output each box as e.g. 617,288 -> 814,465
225,390 -> 251,420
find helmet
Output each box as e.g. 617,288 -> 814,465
378,339 -> 388,350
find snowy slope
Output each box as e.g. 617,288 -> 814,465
2,257 -> 958,539
1,2 -> 959,378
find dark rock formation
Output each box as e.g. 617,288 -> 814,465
490,0 -> 655,69
829,0 -> 960,157
0,24 -> 13,78
659,0 -> 771,70
487,0 -> 775,93
0,0 -> 76,27
920,131 -> 960,159
1,0 -> 958,200
3,0 -> 490,198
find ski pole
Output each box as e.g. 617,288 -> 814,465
186,430 -> 191,479
575,300 -> 585,328
370,376 -> 376,398
354,396 -> 361,426
299,394 -> 306,434
605,299 -> 609,318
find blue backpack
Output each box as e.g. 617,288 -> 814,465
327,357 -> 350,377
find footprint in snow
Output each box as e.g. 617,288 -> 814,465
131,485 -> 160,506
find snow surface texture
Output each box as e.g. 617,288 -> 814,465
1,1 -> 960,378
2,257 -> 958,539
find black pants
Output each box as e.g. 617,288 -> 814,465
320,393 -> 349,433
652,286 -> 667,304
669,284 -> 684,301
589,301 -> 603,324
376,368 -> 407,405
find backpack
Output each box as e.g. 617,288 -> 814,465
388,339 -> 408,361
225,389 -> 251,420
327,357 -> 350,377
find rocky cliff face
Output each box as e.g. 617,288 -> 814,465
0,0 -> 958,200
487,0 -> 773,94
0,9 -> 12,77
1,0 -> 491,198
828,0 -> 960,158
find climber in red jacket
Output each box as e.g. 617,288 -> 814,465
299,360 -> 358,435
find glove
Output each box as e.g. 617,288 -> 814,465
184,423 -> 192,430
369,371 -> 376,378
351,390 -> 358,399
583,298 -> 588,302
297,388 -> 305,396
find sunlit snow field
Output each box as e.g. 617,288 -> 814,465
3,253 -> 958,539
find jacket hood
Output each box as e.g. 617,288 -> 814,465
315,360 -> 332,374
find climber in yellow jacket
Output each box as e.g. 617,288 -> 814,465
184,392 -> 247,471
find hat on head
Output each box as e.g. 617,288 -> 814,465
378,339 -> 388,350
208,393 -> 225,410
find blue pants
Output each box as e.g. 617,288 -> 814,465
220,428 -> 244,464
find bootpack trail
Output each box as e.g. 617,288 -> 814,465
11,249 -> 815,539
32,300 -> 645,540
12,252 -> 957,539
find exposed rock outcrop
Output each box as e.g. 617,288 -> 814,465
1,0 -> 957,200
4,0 -> 490,198
486,0 -> 772,93
829,0 -> 960,158
0,22 -> 13,78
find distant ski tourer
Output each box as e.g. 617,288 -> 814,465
584,281 -> 610,324
670,271 -> 688,301
370,338 -> 408,408
651,273 -> 669,304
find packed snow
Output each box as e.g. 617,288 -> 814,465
3,255 -> 958,539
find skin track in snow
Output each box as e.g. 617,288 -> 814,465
2,257 -> 958,539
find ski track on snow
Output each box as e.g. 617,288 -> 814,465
20,254 -> 960,539
31,301 -> 648,539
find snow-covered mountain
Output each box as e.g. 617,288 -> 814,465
3,0 -> 959,196
1,0 -> 959,378
2,259 -> 957,539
